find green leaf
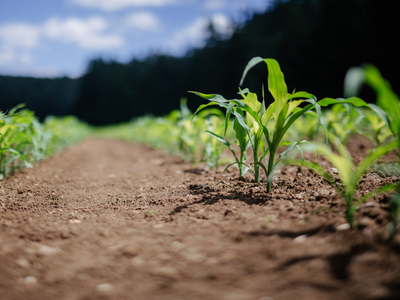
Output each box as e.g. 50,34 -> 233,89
237,88 -> 250,95
318,97 -> 369,108
261,102 -> 275,126
264,59 -> 288,121
285,100 -> 304,119
363,65 -> 400,135
274,140 -> 307,167
191,101 -> 228,123
188,91 -> 229,103
232,100 -> 263,129
233,114 -> 248,151
224,102 -> 235,135
285,158 -> 336,184
302,142 -> 355,193
356,184 -> 398,207
205,130 -> 230,147
232,110 -> 253,147
239,57 -> 264,86
355,139 -> 399,180
344,67 -> 365,98
223,161 -> 253,175
304,110 -> 328,143
288,91 -> 315,101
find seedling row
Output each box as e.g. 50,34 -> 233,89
2,58 -> 399,236
0,106 -> 91,180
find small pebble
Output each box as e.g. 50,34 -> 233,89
96,283 -> 113,292
171,241 -> 181,247
359,217 -> 373,226
293,234 -> 308,243
16,258 -> 30,268
24,276 -> 37,285
38,245 -> 57,255
336,223 -> 351,231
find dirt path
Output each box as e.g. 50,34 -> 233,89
1,138 -> 400,300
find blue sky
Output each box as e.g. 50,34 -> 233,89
0,0 -> 270,78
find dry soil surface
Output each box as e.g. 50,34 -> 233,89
1,138 -> 400,300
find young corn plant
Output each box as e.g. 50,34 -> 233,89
354,108 -> 393,147
0,105 -> 90,180
205,113 -> 252,177
323,104 -> 362,145
284,112 -> 320,142
191,58 -> 320,190
0,106 -> 35,179
191,57 -> 371,192
345,64 -> 400,143
286,134 -> 398,228
197,108 -> 227,170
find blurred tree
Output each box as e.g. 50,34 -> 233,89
0,75 -> 79,120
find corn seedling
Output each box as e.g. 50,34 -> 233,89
354,108 -> 393,147
286,134 -> 398,228
191,57 -> 371,192
0,106 -> 36,179
323,104 -> 363,145
197,109 -> 227,170
284,112 -> 320,142
0,105 -> 90,180
345,64 -> 400,143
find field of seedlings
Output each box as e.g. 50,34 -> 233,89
1,58 -> 400,300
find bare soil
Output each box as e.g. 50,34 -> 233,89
1,137 -> 400,300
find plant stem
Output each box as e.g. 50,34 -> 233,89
346,195 -> 355,228
253,146 -> 259,184
267,148 -> 276,193
239,150 -> 247,177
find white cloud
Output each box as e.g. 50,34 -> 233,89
168,13 -> 233,53
125,12 -> 162,32
0,48 -> 34,66
0,23 -> 40,49
0,23 -> 40,65
203,0 -> 227,10
43,17 -> 124,49
68,0 -> 180,11
210,14 -> 233,35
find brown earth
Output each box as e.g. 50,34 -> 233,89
1,137 -> 400,300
